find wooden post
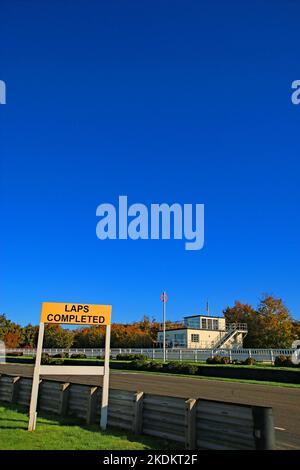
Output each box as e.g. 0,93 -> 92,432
86,386 -> 98,424
133,391 -> 144,434
11,376 -> 20,403
185,398 -> 197,450
28,322 -> 44,431
58,382 -> 70,416
100,324 -> 111,430
252,406 -> 275,450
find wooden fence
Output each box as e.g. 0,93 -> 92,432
0,373 -> 275,450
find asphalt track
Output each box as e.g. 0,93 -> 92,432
1,363 -> 299,450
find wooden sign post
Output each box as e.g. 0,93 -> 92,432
28,302 -> 112,431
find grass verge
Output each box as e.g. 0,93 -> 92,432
0,403 -> 177,450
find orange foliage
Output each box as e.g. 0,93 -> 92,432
4,330 -> 22,348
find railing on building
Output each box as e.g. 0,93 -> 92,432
158,321 -> 248,332
225,322 -> 248,331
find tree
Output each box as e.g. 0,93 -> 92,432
292,320 -> 300,342
256,295 -> 294,348
73,326 -> 105,348
132,315 -> 160,345
224,295 -> 295,348
3,330 -> 22,348
223,301 -> 259,348
44,324 -> 74,349
0,314 -> 22,348
20,324 -> 39,348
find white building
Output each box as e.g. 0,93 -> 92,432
157,314 -> 247,349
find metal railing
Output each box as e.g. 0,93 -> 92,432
158,321 -> 248,332
210,323 -> 248,349
225,322 -> 248,331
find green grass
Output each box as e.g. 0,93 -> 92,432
0,404 -> 177,450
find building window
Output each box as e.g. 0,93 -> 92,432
191,334 -> 200,342
213,319 -> 219,330
207,319 -> 212,330
185,318 -> 200,328
201,318 -> 207,329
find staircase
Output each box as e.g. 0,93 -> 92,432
212,323 -> 248,349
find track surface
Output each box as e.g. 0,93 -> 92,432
1,363 -> 299,450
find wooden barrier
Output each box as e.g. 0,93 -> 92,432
0,374 -> 275,450
142,394 -> 186,444
196,399 -> 255,450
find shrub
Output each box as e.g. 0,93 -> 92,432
206,355 -> 223,364
206,357 -> 215,364
52,352 -> 69,358
274,355 -> 293,367
149,361 -> 164,371
41,353 -> 50,364
141,360 -> 156,370
70,353 -> 87,359
163,361 -> 181,373
116,353 -> 148,361
128,359 -> 148,370
220,356 -> 231,364
180,363 -> 198,374
243,357 -> 257,366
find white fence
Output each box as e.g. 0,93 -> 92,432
4,347 -> 297,363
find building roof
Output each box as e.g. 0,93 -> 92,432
183,314 -> 224,319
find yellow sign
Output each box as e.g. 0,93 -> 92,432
41,302 -> 111,325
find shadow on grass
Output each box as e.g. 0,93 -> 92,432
0,402 -> 179,449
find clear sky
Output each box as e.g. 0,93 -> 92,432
1,1 -> 300,326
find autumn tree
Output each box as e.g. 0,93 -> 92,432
73,326 -> 105,348
223,301 -> 259,348
133,315 -> 160,344
0,314 -> 11,339
43,324 -> 74,349
0,314 -> 22,348
256,295 -> 294,348
224,295 -> 295,348
20,324 -> 39,348
292,320 -> 300,342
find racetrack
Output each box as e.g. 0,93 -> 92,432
1,363 -> 299,450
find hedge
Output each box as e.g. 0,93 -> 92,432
206,355 -> 257,366
5,352 -> 23,357
115,353 -> 148,361
123,359 -> 300,384
274,355 -> 294,367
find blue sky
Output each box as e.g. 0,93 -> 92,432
1,1 -> 300,326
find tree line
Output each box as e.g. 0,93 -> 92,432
0,295 -> 299,349
0,315 -> 160,349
